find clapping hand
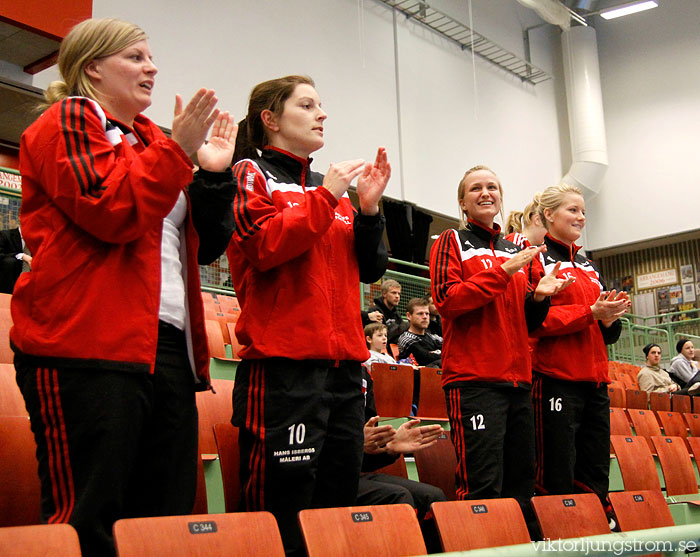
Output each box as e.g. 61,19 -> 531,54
534,261 -> 575,301
197,112 -> 237,172
591,290 -> 630,326
356,147 -> 391,216
386,419 -> 443,454
171,88 -> 220,156
363,416 -> 396,454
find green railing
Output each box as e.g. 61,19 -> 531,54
359,258 -> 430,316
610,310 -> 700,365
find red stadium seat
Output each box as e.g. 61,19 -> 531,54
113,511 -> 284,556
609,489 -> 674,531
370,363 -> 414,418
0,524 -> 81,556
299,504 -> 426,557
651,436 -> 698,496
431,498 -> 530,552
531,493 -> 609,539
649,391 -> 671,412
610,435 -> 661,492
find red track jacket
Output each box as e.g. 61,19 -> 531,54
11,97 -> 211,385
227,147 -> 387,361
430,220 -> 548,387
530,234 -> 621,383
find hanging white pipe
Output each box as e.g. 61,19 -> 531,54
560,25 -> 608,195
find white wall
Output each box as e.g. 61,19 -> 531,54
31,0 -> 566,224
396,0 -> 564,220
586,0 -> 700,250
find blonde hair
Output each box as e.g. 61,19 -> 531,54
44,18 -> 147,106
505,192 -> 542,234
457,165 -> 504,229
537,184 -> 584,230
381,279 -> 401,296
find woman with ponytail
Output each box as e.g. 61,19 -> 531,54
505,193 -> 546,248
529,184 -> 629,517
226,75 -> 390,554
12,18 -> 236,556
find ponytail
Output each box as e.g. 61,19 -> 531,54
232,118 -> 259,163
505,211 -> 524,234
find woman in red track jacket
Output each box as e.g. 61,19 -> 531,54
430,165 -> 570,525
11,18 -> 236,556
227,75 -> 390,555
530,183 -> 629,510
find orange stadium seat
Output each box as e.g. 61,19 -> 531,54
625,388 -> 648,410
431,498 -> 530,552
608,384 -> 625,408
651,436 -> 698,496
0,524 -> 81,557
299,504 -> 426,557
416,367 -> 448,420
0,363 -> 28,417
627,409 -> 661,452
683,413 -> 700,436
0,416 -> 41,526
213,422 -> 241,513
204,319 -> 227,359
369,363 -> 414,418
673,394 -> 692,414
0,307 -> 14,364
610,435 -> 661,492
195,379 -> 234,457
413,432 -> 457,501
609,489 -> 674,532
113,511 -> 284,557
531,493 -> 609,539
649,391 -> 672,412
225,323 -> 245,360
609,407 -> 632,436
656,411 -> 688,440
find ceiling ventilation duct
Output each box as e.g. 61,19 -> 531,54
517,0 -> 608,196
560,25 -> 608,195
516,0 -> 572,28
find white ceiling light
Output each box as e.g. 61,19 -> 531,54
600,0 -> 658,20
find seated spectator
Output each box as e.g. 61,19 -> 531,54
363,279 -> 404,342
669,338 -> 700,387
0,226 -> 31,294
426,295 -> 442,337
637,343 -> 680,393
359,365 -> 446,526
398,298 -> 442,367
364,323 -> 397,367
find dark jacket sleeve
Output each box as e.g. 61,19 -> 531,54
354,211 -> 388,284
188,168 -> 235,265
398,335 -> 441,366
525,292 -> 551,333
361,367 -> 399,472
599,318 -> 622,345
0,229 -> 22,294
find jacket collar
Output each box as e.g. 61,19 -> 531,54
466,218 -> 501,242
262,146 -> 312,184
544,233 -> 581,262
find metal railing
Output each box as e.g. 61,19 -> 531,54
610,311 -> 700,365
360,258 -> 430,315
